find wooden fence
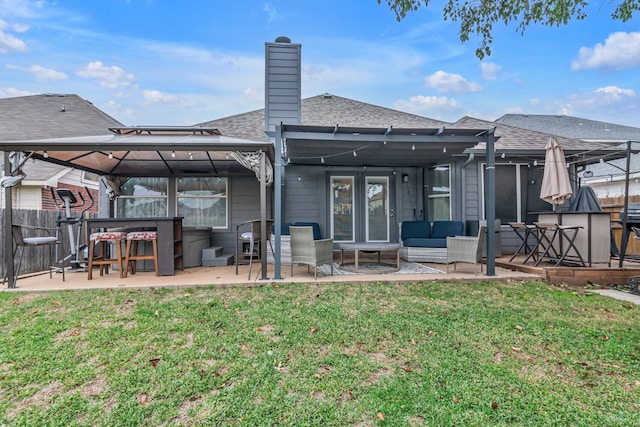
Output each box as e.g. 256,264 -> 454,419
601,195 -> 640,256
0,209 -> 94,280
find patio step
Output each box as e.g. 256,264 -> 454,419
202,246 -> 234,267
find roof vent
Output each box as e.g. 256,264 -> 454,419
275,36 -> 291,43
323,93 -> 333,99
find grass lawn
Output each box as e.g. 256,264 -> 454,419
1,280 -> 639,426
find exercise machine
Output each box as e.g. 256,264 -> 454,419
51,186 -> 94,272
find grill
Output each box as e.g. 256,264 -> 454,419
620,203 -> 640,221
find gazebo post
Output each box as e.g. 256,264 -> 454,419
260,151 -> 269,280
272,124 -> 283,280
485,130 -> 496,276
3,151 -> 15,288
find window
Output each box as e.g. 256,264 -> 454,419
331,176 -> 354,242
177,177 -> 228,228
116,177 -> 168,218
481,163 -> 527,223
427,165 -> 451,221
366,176 -> 389,241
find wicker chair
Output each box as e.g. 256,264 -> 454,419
446,225 -> 486,274
290,226 -> 334,279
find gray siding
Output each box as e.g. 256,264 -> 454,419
463,161 -> 481,221
211,176 -> 273,255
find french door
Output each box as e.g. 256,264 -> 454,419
330,175 -> 393,243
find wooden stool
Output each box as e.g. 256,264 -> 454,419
87,231 -> 127,280
124,231 -> 159,277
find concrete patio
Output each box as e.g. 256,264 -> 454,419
2,259 -> 541,293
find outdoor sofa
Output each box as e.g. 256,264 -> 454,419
399,220 -> 465,263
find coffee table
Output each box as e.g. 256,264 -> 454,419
338,242 -> 401,273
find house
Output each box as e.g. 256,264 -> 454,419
0,94 -> 123,212
0,37 -> 629,286
495,114 -> 640,200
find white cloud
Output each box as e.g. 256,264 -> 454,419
101,100 -> 136,120
263,3 -> 282,23
243,87 -> 264,104
572,32 -> 640,71
0,87 -> 35,97
425,70 -> 482,93
27,64 -> 67,81
480,62 -> 501,80
0,26 -> 28,53
12,22 -> 28,32
142,89 -> 193,107
393,95 -> 461,117
76,61 -> 135,88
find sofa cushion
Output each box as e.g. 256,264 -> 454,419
293,222 -> 321,240
403,237 -> 447,248
431,221 -> 464,238
274,223 -> 293,236
401,221 -> 431,241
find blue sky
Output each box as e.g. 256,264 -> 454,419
1,0 -> 639,127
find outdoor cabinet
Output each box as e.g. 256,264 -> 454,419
536,211 -> 611,266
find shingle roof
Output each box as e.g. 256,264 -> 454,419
0,94 -> 123,179
495,114 -> 640,142
0,94 -> 122,140
495,114 -> 640,178
452,116 -> 607,155
197,93 -> 449,141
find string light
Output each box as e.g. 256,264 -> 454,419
189,152 -> 193,160
43,151 -> 48,158
353,151 -> 357,157
171,151 -> 176,158
533,160 -> 538,167
320,157 -> 324,164
108,152 -> 113,159
411,144 -> 415,151
442,147 -> 447,153
501,152 -> 506,159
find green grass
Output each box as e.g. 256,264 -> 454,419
1,280 -> 639,426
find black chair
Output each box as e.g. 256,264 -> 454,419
235,219 -> 274,279
3,224 -> 64,285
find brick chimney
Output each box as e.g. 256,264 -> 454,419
264,36 -> 302,136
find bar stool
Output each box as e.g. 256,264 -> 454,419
508,222 -> 536,263
87,231 -> 127,280
531,223 -> 561,266
124,231 -> 159,277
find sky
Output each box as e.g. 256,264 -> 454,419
1,0 -> 639,127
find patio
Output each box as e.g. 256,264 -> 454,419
3,257 -> 541,292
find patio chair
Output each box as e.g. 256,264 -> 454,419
446,225 -> 486,275
290,226 -> 334,279
235,219 -> 274,280
3,224 -> 64,285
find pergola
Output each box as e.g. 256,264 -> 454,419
271,123 -> 499,280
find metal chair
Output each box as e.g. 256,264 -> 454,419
508,222 -> 537,263
3,224 -> 64,285
235,219 -> 274,279
446,226 -> 486,275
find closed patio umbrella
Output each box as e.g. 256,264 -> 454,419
540,137 -> 572,207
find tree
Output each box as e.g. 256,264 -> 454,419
378,0 -> 640,59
